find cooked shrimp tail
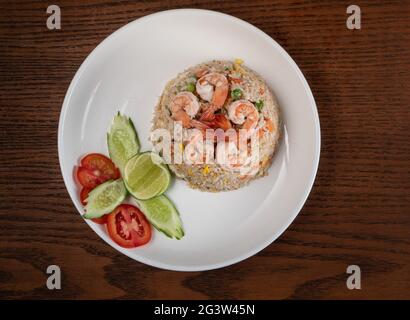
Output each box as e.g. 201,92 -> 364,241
196,72 -> 229,119
190,119 -> 211,130
227,100 -> 259,137
202,114 -> 232,131
200,104 -> 219,121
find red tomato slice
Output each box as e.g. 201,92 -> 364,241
107,204 -> 151,248
81,153 -> 119,179
77,167 -> 100,189
91,215 -> 108,225
80,188 -> 90,205
77,153 -> 119,188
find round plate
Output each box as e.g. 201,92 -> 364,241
58,9 -> 320,271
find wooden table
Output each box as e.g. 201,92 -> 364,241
1,0 -> 409,300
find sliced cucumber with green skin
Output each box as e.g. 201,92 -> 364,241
83,179 -> 127,219
137,195 -> 184,240
107,112 -> 140,173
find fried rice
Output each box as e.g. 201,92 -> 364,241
151,60 -> 281,192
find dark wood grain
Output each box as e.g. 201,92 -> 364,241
0,0 -> 409,300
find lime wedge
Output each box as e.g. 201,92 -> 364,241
137,195 -> 184,239
107,112 -> 140,173
83,179 -> 127,219
124,152 -> 171,200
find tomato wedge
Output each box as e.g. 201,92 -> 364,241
76,153 -> 119,189
107,204 -> 151,248
80,187 -> 90,206
80,188 -> 108,224
91,215 -> 108,225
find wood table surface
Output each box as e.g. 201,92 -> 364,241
1,0 -> 409,300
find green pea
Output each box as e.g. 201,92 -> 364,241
186,83 -> 195,93
231,88 -> 242,100
255,100 -> 264,112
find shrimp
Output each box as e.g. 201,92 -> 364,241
202,114 -> 232,131
196,73 -> 229,120
170,92 -> 210,130
184,129 -> 204,164
215,141 -> 238,170
195,67 -> 209,78
215,140 -> 258,175
183,129 -> 214,164
227,100 -> 259,137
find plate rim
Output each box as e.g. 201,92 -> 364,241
58,8 -> 321,271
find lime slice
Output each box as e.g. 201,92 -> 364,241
83,179 -> 127,219
107,112 -> 140,173
124,152 -> 171,200
137,195 -> 184,239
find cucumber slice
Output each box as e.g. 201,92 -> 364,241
107,112 -> 140,173
83,179 -> 127,219
137,195 -> 184,239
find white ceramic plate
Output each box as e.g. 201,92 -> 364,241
58,9 -> 320,271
